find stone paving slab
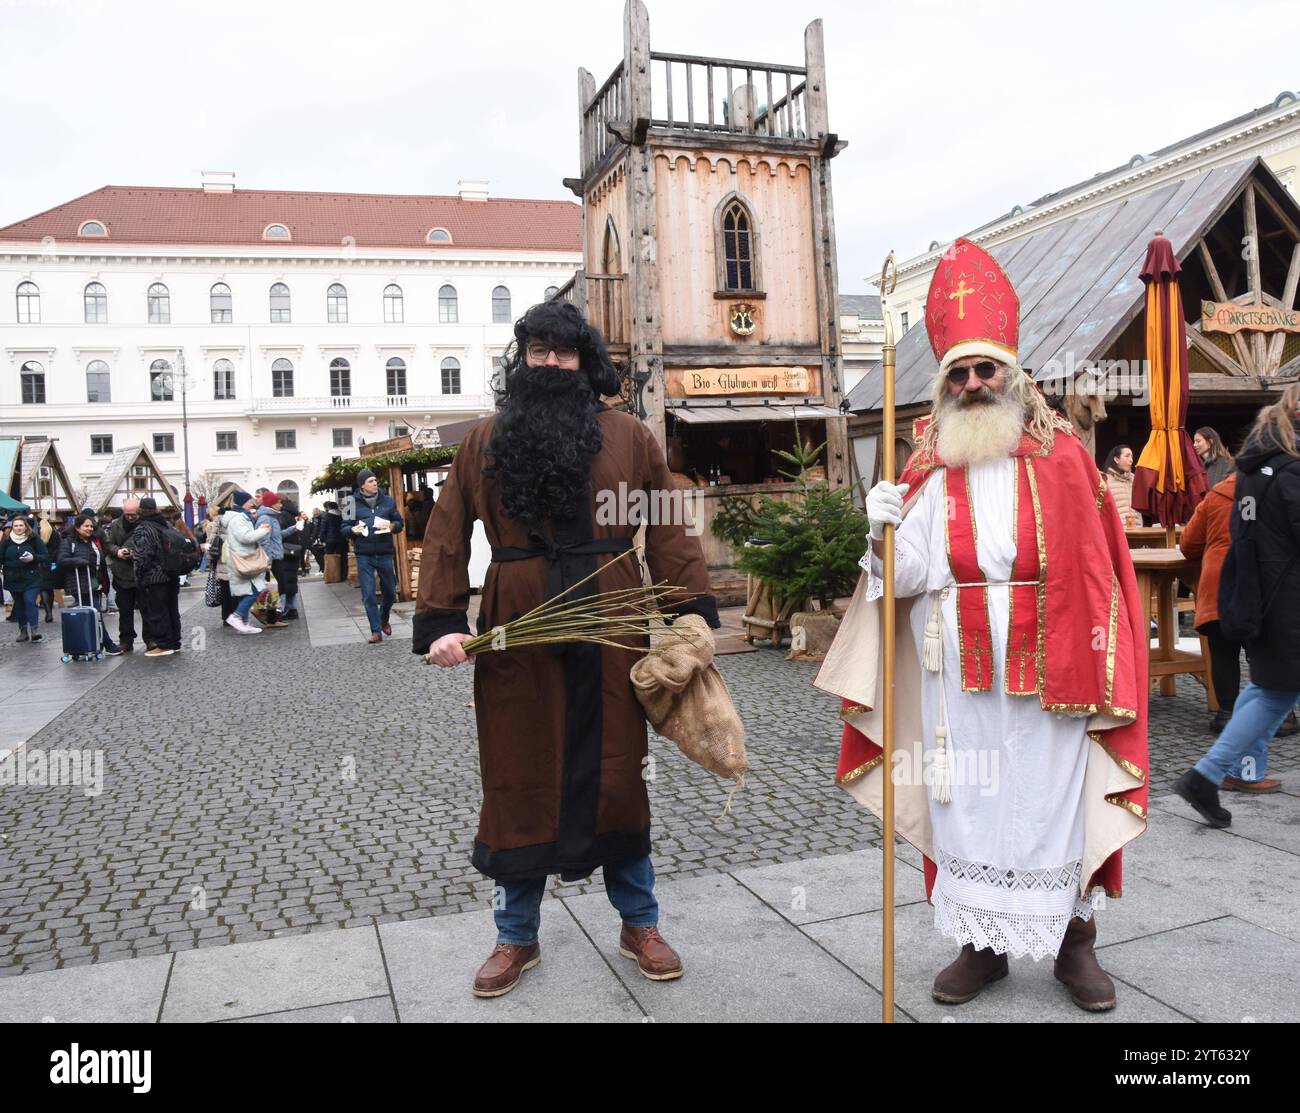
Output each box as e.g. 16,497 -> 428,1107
563,871 -> 887,1023
160,925 -> 390,1023
223,995 -> 397,1023
379,900 -> 643,1023
0,953 -> 171,1023
1154,789 -> 1300,858
1099,916 -> 1300,1023
803,901 -> 1190,1023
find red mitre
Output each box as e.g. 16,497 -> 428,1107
926,237 -> 1020,374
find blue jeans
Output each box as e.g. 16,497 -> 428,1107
234,592 -> 257,622
493,855 -> 659,946
356,553 -> 395,634
1195,683 -> 1300,785
11,586 -> 39,627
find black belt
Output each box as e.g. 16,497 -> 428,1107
490,532 -> 634,651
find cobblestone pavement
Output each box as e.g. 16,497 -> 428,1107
1,585 -> 1296,977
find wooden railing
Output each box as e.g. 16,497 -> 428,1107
582,60 -> 627,176
553,270 -> 628,350
648,51 -> 807,140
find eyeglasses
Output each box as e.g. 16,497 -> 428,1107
946,360 -> 999,386
526,343 -> 579,363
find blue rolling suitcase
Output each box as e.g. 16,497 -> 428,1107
61,566 -> 102,662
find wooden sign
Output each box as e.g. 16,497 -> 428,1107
682,367 -> 811,395
359,435 -> 413,457
1202,300 -> 1300,335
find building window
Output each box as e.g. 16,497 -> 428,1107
900,310 -> 909,333
384,283 -> 404,323
269,283 -> 291,323
84,282 -> 108,323
79,221 -> 107,237
427,228 -> 452,243
213,358 -> 236,400
16,281 -> 40,323
715,194 -> 761,293
329,357 -> 351,398
216,431 -> 238,452
332,427 -> 353,449
272,358 -> 294,397
210,282 -> 232,323
264,224 -> 290,240
386,357 -> 407,397
438,284 -> 458,323
20,361 -> 46,403
148,283 -> 170,323
91,434 -> 114,455
388,421 -> 410,438
149,359 -> 174,401
86,360 -> 112,403
275,430 -> 297,450
326,283 -> 348,323
153,433 -> 176,454
545,285 -> 559,300
277,480 -> 300,505
492,285 -> 512,324
441,356 -> 461,395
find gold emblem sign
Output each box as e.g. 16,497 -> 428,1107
729,303 -> 757,336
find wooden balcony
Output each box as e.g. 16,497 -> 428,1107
555,270 -> 629,358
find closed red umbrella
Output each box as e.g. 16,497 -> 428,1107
1131,231 -> 1208,527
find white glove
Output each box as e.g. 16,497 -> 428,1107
865,480 -> 909,541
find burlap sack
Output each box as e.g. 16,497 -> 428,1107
630,613 -> 747,782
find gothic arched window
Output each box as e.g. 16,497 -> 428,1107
714,194 -> 762,294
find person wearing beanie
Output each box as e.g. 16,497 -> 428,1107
348,467 -> 403,643
1,515 -> 49,643
128,497 -> 182,656
252,490 -> 293,628
219,491 -> 272,635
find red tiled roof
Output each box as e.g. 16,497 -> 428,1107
0,185 -> 582,253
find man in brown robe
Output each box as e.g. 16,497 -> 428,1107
414,301 -> 719,998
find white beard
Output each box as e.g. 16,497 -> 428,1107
934,391 -> 1025,467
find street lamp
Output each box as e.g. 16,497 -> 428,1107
151,353 -> 196,519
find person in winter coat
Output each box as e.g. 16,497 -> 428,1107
129,497 -> 182,657
1176,383 -> 1300,820
1102,444 -> 1141,528
207,507 -> 235,621
221,491 -> 272,635
0,516 -> 48,642
57,512 -> 121,654
103,497 -> 142,652
253,492 -> 291,628
348,468 -> 403,643
1194,426 -> 1234,490
1180,473 -> 1240,733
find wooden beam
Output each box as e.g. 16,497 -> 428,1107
1188,325 -> 1249,377
1245,184 -> 1267,373
1267,242 -> 1300,374
1198,239 -> 1254,373
1252,175 -> 1300,243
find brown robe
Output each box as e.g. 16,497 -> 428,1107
413,404 -> 718,881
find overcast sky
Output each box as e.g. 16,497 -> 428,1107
2,0 -> 1297,290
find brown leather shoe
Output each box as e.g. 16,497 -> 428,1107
367,634 -> 383,644
1054,916 -> 1116,1011
1221,775 -> 1282,793
471,942 -> 540,998
931,943 -> 1009,1004
618,925 -> 683,981
381,622 -> 393,637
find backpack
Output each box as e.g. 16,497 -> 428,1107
160,525 -> 201,576
1218,459 -> 1300,642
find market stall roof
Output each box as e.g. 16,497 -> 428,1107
0,490 -> 29,513
18,439 -> 78,512
846,156 -> 1294,414
82,445 -> 178,513
667,404 -> 843,424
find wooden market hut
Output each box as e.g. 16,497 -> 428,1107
558,0 -> 850,587
81,444 -> 180,516
6,436 -> 80,519
845,156 -> 1300,482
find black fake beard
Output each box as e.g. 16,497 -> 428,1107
484,362 -> 604,526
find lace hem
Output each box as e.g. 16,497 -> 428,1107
932,851 -> 1095,960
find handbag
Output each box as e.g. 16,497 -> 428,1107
229,544 -> 270,578
204,562 -> 221,607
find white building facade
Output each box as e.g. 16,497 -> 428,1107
0,174 -> 582,510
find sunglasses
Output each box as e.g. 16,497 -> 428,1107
946,360 -> 999,386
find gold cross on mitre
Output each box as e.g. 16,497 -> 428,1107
949,278 -> 976,320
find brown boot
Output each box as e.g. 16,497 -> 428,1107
931,944 -> 1009,1004
618,925 -> 684,981
471,942 -> 540,998
1054,916 -> 1116,1012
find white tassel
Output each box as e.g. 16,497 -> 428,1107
922,594 -> 942,672
931,725 -> 952,804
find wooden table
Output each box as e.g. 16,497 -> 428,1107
1125,525 -> 1183,549
1129,548 -> 1215,704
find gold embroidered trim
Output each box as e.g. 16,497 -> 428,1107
1026,456 -> 1049,699
1106,795 -> 1148,822
836,753 -> 884,785
1104,574 -> 1119,712
1095,475 -> 1107,510
843,703 -> 868,716
1087,730 -> 1148,783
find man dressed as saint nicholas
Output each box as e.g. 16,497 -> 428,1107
816,239 -> 1149,1011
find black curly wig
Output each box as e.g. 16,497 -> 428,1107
484,301 -> 621,525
